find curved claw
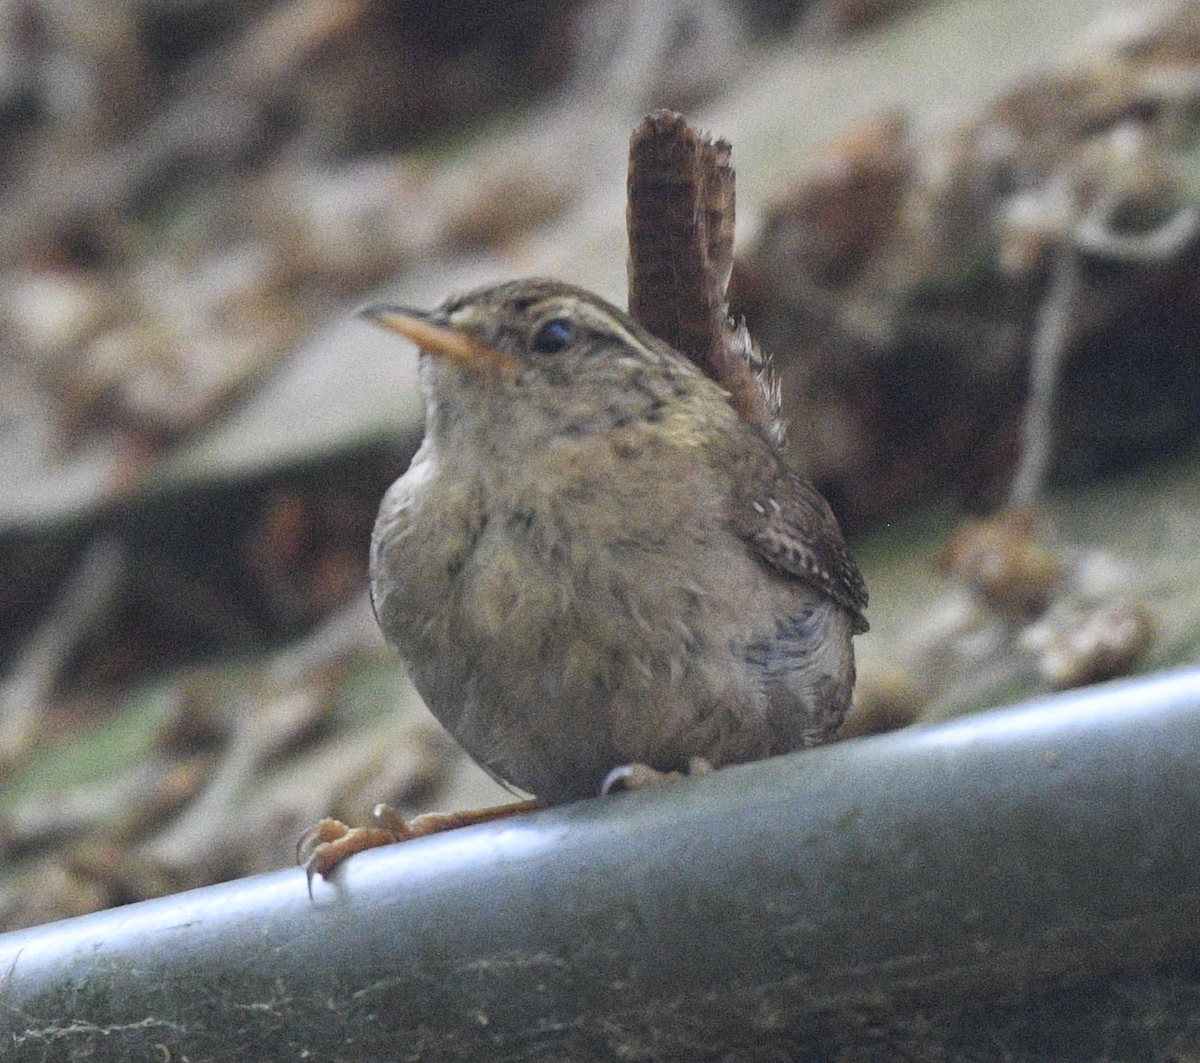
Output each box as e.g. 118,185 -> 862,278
602,763 -> 675,794
298,816 -> 402,897
601,757 -> 715,796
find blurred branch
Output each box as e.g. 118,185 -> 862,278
0,538 -> 124,767
0,0 -> 369,265
1007,249 -> 1081,509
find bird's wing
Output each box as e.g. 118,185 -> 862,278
731,456 -> 869,633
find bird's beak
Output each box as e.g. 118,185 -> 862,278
360,304 -> 521,378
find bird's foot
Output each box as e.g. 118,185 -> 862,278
298,799 -> 544,894
601,756 -> 714,795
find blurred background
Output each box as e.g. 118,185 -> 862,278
2,0 -> 1199,931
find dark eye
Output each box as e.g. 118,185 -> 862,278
530,318 -> 575,354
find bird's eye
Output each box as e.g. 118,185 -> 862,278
530,318 -> 575,354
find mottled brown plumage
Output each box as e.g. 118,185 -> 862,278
365,279 -> 867,804
300,278 -> 868,882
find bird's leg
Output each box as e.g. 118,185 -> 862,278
299,798 -> 545,891
601,756 -> 714,795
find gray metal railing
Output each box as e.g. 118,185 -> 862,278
4,665 -> 1200,1061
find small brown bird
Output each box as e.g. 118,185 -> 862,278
303,278 -> 866,876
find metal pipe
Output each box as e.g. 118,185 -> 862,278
4,666 -> 1200,1060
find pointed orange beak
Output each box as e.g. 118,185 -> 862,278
360,304 -> 521,378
